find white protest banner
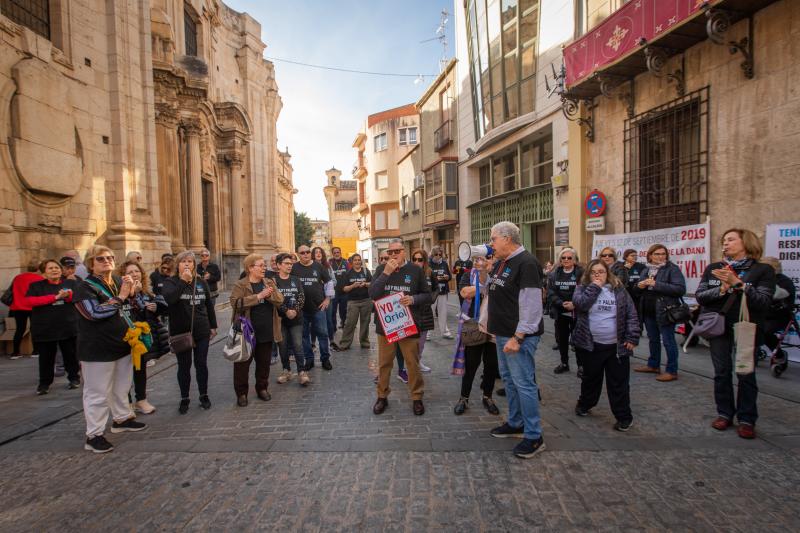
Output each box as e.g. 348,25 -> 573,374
374,292 -> 418,343
765,223 -> 800,362
592,222 -> 710,295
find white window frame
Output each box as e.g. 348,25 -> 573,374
375,171 -> 388,190
374,132 -> 387,152
398,127 -> 418,146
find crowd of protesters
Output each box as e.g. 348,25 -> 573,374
0,223 -> 787,456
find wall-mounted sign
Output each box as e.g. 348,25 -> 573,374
585,216 -> 605,232
555,225 -> 570,246
584,189 -> 607,218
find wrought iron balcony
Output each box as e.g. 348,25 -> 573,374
434,120 -> 452,152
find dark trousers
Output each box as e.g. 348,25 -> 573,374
461,341 -> 498,398
35,338 -> 79,387
12,311 -> 30,355
176,336 -> 210,399
133,365 -> 147,402
234,341 -> 272,396
330,295 -> 348,331
554,314 -> 577,366
709,331 -> 758,425
576,343 -> 632,424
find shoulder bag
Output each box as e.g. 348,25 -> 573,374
734,292 -> 757,375
663,297 -> 692,324
223,297 -> 255,363
693,292 -> 737,340
169,280 -> 196,353
1,284 -> 13,307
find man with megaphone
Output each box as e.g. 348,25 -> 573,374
483,221 -> 547,459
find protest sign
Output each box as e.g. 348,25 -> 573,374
374,292 -> 418,343
765,223 -> 800,362
592,222 -> 710,295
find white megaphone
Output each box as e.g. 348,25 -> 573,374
458,241 -> 494,262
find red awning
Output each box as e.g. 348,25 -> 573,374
564,0 -> 713,88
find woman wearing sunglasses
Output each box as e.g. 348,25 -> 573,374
547,248 -> 584,375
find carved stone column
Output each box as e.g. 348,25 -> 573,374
183,119 -> 205,249
228,153 -> 246,253
155,104 -> 183,250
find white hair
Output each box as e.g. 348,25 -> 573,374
491,221 -> 521,245
558,247 -> 579,262
389,238 -> 404,246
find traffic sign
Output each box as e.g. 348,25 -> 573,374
584,189 -> 607,217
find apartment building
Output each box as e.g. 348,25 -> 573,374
322,167 -> 358,257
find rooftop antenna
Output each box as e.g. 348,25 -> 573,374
419,9 -> 450,74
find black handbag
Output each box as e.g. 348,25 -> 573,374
664,298 -> 692,324
1,284 -> 13,307
143,318 -> 171,361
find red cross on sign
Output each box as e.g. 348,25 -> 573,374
584,190 -> 607,218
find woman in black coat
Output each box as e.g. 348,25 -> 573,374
119,260 -> 168,414
25,259 -> 80,394
162,251 -> 217,414
547,247 -> 584,375
696,229 -> 775,439
632,244 -> 686,382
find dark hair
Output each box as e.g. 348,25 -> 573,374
311,246 -> 329,268
623,249 -> 637,260
581,259 -> 623,288
349,253 -> 362,263
411,248 -> 432,277
275,253 -> 293,264
118,260 -> 153,296
38,258 -> 62,274
331,247 -> 341,253
161,252 -> 174,260
646,244 -> 669,262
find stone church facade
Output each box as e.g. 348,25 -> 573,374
0,0 -> 294,286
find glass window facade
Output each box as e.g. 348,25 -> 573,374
466,0 -> 539,139
478,131 -> 552,200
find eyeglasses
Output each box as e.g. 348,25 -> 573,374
600,254 -> 615,258
652,251 -> 667,256
432,253 -> 442,257
298,250 -> 311,255
413,257 -> 424,263
281,261 -> 293,265
253,263 -> 266,269
386,249 -> 402,255
379,257 -> 389,262
590,270 -> 606,276
95,256 -> 115,263
561,256 -> 574,260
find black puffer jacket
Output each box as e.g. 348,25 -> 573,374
638,262 -> 686,326
696,260 -> 775,328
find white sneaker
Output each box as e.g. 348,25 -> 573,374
299,371 -> 311,386
146,359 -> 156,368
135,399 -> 156,414
426,332 -> 432,340
277,369 -> 292,384
443,332 -> 454,340
419,361 -> 432,373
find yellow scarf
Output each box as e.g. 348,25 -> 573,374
123,321 -> 152,370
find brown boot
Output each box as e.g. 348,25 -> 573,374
656,372 -> 678,382
634,365 -> 660,374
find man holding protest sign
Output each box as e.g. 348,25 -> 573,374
369,239 -> 432,416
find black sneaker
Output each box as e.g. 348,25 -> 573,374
84,435 -> 114,454
179,398 -> 190,414
575,404 -> 590,417
322,360 -> 333,371
496,388 -> 506,397
67,380 -> 81,390
199,395 -> 211,409
330,342 -> 340,352
412,399 -> 425,416
553,363 -> 570,374
453,397 -> 468,415
110,418 -> 147,433
490,422 -> 524,438
483,396 -> 500,415
614,420 -> 634,432
513,437 -> 546,459
36,386 -> 49,396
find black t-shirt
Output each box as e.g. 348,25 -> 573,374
197,262 -> 221,294
329,259 -> 349,295
150,270 -> 168,295
487,249 -> 543,337
341,268 -> 372,300
429,261 -> 452,294
26,279 -> 78,342
549,266 -> 583,313
291,262 -> 331,312
248,281 -> 275,342
275,275 -> 304,327
73,275 -> 131,362
161,277 -> 217,339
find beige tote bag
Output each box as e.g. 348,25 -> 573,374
734,292 -> 756,375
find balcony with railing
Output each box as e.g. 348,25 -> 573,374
335,201 -> 356,211
434,119 -> 452,152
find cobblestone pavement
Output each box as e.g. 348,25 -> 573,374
1,302 -> 799,531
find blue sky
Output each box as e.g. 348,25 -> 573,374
226,0 -> 456,220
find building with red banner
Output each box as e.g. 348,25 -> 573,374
561,0 -> 798,262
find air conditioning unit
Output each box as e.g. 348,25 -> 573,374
413,173 -> 424,190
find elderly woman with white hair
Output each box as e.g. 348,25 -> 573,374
547,247 -> 584,375
162,251 -> 218,414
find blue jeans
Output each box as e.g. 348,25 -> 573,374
302,310 -> 330,364
496,335 -> 543,440
643,315 -> 679,374
279,322 -> 304,372
330,294 -> 348,332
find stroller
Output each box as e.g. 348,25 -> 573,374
759,304 -> 798,378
